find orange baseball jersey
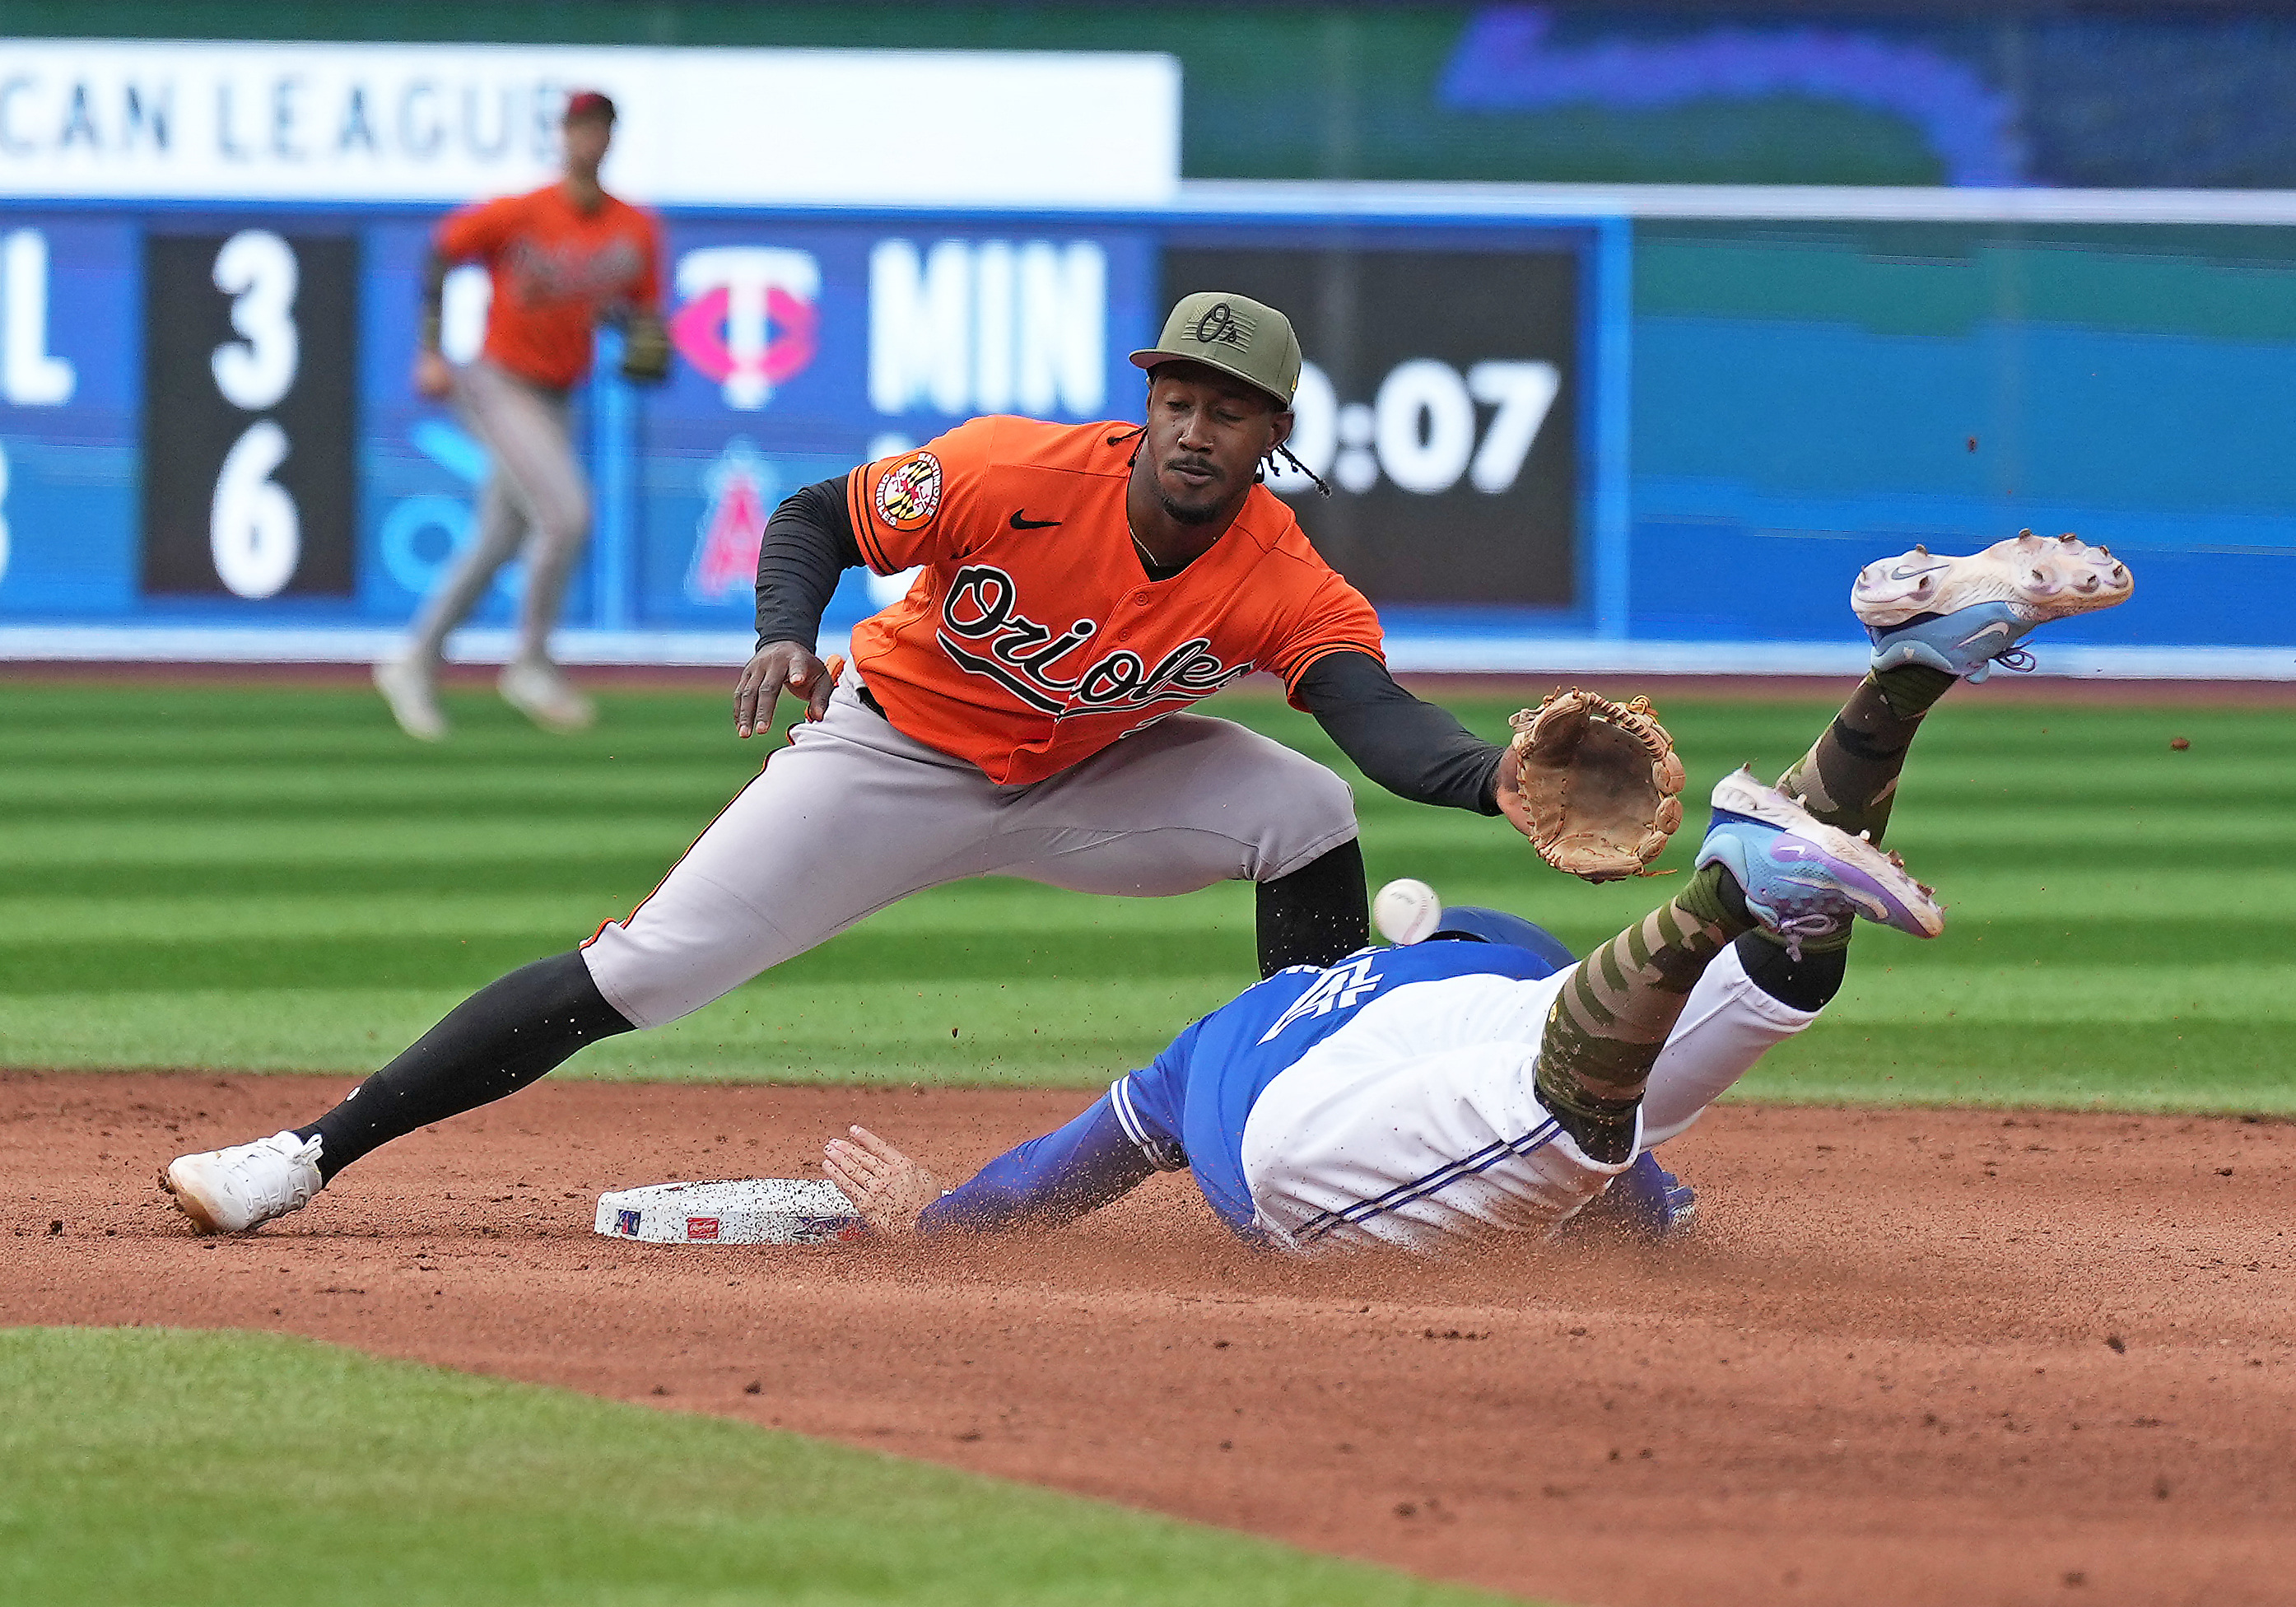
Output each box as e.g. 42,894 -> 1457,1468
435,184 -> 663,390
845,416 -> 1384,786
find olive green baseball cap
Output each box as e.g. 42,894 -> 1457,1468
1128,291 -> 1301,409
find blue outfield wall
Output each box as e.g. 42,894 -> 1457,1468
0,198 -> 2290,673
1627,225 -> 2296,657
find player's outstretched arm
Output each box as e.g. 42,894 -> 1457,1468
826,1095 -> 1165,1238
1293,650 -> 1507,813
734,479 -> 870,737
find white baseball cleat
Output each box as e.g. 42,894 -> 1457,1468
373,657 -> 449,742
1851,532 -> 2134,682
160,1130 -> 324,1234
498,658 -> 596,733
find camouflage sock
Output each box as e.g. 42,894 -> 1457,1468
1773,666 -> 1954,846
1535,864 -> 1755,1162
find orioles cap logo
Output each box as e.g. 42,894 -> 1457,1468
1191,301 -> 1252,349
875,449 -> 944,533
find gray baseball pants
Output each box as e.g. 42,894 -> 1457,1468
406,358 -> 591,666
582,678 -> 1361,1028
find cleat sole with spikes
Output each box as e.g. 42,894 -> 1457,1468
1852,530 -> 2133,631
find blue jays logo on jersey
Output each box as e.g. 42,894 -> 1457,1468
1257,953 -> 1385,1044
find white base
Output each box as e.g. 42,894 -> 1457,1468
595,1178 -> 864,1246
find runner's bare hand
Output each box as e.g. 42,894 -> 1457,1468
412,348 -> 454,401
734,641 -> 836,738
824,1125 -> 940,1235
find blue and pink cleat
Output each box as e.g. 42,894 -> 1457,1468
1852,530 -> 2134,682
1698,769 -> 1945,955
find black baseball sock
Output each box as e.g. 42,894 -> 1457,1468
1255,838 -> 1370,977
1733,930 -> 1850,1013
296,951 -> 633,1182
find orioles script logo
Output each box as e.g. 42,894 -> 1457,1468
937,565 -> 1252,718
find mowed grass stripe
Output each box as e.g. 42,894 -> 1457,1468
0,927 -> 1263,994
1747,1020 -> 2294,1112
0,817 -> 710,865
21,872 -> 2286,942
0,1328 -> 1516,1607
10,885 -> 1257,943
3,926 -> 2289,995
0,982 -> 1232,1083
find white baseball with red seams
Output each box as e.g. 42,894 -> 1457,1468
1371,877 -> 1442,945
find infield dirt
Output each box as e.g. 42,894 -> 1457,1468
7,1071 -> 2292,1607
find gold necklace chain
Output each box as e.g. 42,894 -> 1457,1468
1125,515 -> 1162,571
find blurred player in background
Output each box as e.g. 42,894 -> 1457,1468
374,89 -> 672,740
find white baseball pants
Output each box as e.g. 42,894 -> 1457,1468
1638,939 -> 1823,1147
408,359 -> 592,667
582,679 -> 1361,1029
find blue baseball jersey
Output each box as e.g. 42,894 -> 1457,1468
1111,940 -> 1566,1236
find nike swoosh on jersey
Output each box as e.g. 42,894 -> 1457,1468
1008,510 -> 1061,529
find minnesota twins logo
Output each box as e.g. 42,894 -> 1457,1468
1191,300 -> 1253,349
936,564 -> 1252,717
669,246 -> 822,412
876,451 -> 944,533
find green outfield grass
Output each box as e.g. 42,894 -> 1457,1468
2,679 -> 2290,1113
0,1327 -> 1513,1607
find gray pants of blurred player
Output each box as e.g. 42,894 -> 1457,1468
582,677 -> 1360,1027
405,359 -> 589,667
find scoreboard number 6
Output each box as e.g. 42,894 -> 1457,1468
209,231 -> 301,598
210,418 -> 298,599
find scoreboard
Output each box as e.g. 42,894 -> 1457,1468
0,203 -> 1604,644
142,229 -> 359,599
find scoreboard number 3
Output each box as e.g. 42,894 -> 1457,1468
142,228 -> 356,601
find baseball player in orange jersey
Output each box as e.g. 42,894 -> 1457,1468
375,89 -> 671,742
161,291 -> 1600,1233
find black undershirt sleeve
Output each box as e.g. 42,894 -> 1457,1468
1293,650 -> 1507,816
753,476 -> 866,650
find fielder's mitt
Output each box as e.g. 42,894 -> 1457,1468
1505,689 -> 1686,882
620,311 -> 673,384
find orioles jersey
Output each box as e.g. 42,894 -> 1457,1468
844,416 -> 1385,786
436,184 -> 663,390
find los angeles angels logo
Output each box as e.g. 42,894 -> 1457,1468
936,564 -> 1253,717
685,440 -> 776,604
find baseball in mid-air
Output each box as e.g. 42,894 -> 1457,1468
1372,878 -> 1442,945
